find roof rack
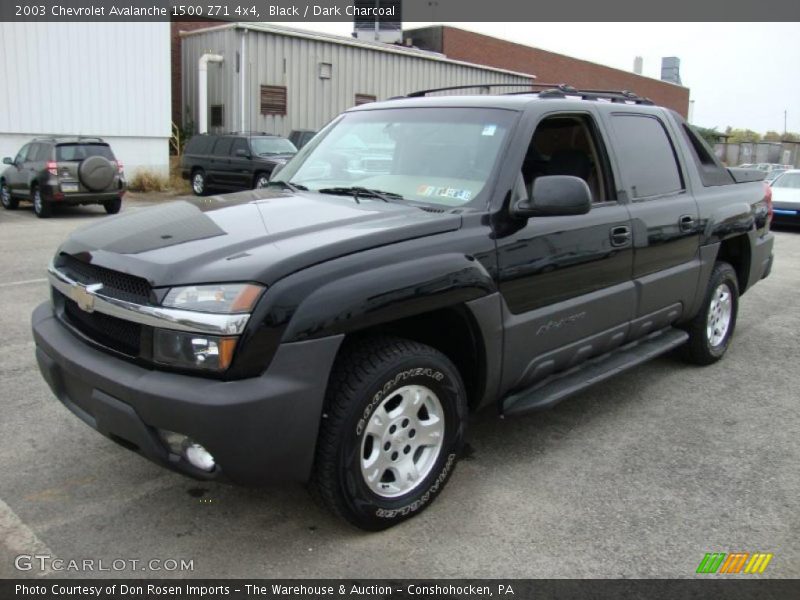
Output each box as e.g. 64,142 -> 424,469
224,131 -> 275,136
506,85 -> 654,105
32,135 -> 105,143
403,82 -> 543,98
400,82 -> 654,106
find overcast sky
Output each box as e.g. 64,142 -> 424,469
283,21 -> 800,134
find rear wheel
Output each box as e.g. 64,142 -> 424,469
681,261 -> 739,365
32,186 -> 52,218
0,181 -> 18,210
104,197 -> 122,214
191,170 -> 206,196
311,336 -> 467,531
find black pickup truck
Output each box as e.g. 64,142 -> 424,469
32,86 -> 774,530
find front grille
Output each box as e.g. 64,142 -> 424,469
58,290 -> 142,356
56,253 -> 152,304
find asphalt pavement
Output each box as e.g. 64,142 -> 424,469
0,197 -> 797,579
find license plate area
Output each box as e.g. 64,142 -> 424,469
61,182 -> 79,193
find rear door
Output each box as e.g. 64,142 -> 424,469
208,137 -> 234,186
228,137 -> 253,188
603,111 -> 701,325
55,143 -> 116,193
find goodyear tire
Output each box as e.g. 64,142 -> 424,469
311,336 -> 467,531
681,261 -> 739,365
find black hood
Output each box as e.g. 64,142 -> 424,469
57,189 -> 461,288
254,153 -> 295,165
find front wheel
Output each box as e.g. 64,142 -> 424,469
311,336 -> 467,531
681,261 -> 739,365
254,173 -> 270,189
32,187 -> 52,218
1,182 -> 18,209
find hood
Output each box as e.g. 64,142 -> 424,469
57,189 -> 461,288
254,153 -> 295,165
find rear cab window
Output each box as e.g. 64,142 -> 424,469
56,144 -> 114,162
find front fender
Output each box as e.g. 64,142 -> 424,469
282,253 -> 497,342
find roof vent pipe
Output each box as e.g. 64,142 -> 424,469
198,54 -> 224,134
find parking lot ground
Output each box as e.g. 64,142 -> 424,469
0,199 -> 798,579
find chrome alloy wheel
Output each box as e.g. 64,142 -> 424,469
360,384 -> 445,498
707,283 -> 733,347
255,175 -> 270,188
33,189 -> 43,213
1,184 -> 10,207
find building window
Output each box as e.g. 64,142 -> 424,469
260,85 -> 287,116
319,62 -> 333,79
355,93 -> 377,106
210,105 -> 224,128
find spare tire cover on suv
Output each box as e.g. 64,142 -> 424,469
79,156 -> 115,192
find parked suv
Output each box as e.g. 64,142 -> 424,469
181,132 -> 297,196
33,86 -> 774,530
1,137 -> 125,218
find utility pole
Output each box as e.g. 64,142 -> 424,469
784,110 -> 788,137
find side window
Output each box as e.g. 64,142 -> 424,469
230,138 -> 249,157
212,137 -> 233,157
15,144 -> 30,164
33,143 -> 51,161
186,136 -> 214,155
521,113 -> 613,203
611,114 -> 684,199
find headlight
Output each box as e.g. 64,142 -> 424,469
153,329 -> 237,372
162,283 -> 264,314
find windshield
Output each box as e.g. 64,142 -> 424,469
772,173 -> 800,188
250,137 -> 297,156
273,107 -> 518,207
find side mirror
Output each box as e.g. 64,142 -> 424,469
235,149 -> 250,158
512,175 -> 592,218
2,157 -> 12,165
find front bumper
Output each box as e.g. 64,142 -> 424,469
32,302 -> 343,485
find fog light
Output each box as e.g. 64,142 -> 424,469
183,442 -> 215,472
158,430 -> 188,455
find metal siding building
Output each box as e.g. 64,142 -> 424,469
0,22 -> 171,176
181,23 -> 534,137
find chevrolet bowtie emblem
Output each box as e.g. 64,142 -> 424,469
70,283 -> 103,313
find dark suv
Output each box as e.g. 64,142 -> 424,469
180,132 -> 297,196
1,137 -> 126,218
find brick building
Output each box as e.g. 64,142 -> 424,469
404,26 -> 690,116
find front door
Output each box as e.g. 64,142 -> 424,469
495,111 -> 635,393
8,144 -> 31,197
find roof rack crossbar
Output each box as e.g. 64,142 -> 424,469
405,82 -> 539,98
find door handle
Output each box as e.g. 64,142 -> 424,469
679,214 -> 696,232
610,225 -> 631,247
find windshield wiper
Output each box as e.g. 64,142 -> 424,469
317,186 -> 403,204
267,180 -> 307,192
